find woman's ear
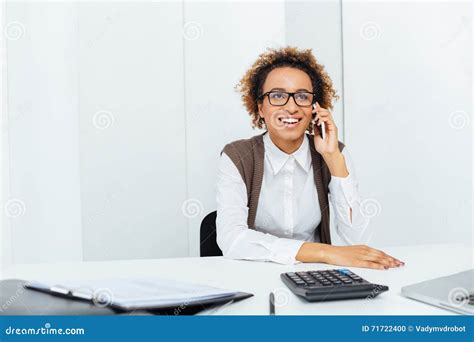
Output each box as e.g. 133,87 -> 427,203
257,102 -> 264,118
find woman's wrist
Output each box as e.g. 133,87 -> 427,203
322,151 -> 349,177
296,242 -> 332,263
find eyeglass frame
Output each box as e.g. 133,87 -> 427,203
258,90 -> 317,107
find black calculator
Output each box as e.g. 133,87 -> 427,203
281,268 -> 389,302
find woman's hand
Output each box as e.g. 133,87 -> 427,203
312,102 -> 349,178
312,102 -> 339,156
296,242 -> 404,270
321,244 -> 404,269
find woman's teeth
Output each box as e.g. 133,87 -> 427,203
278,118 -> 301,126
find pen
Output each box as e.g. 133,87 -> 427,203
269,292 -> 275,315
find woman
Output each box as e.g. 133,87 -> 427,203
216,46 -> 403,269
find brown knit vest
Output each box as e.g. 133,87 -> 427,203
220,131 -> 345,245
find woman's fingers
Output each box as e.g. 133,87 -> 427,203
369,248 -> 404,265
313,104 -> 336,131
361,246 -> 404,268
358,260 -> 386,270
361,251 -> 391,267
318,115 -> 336,132
366,254 -> 396,268
316,110 -> 333,122
317,109 -> 330,116
366,250 -> 398,265
325,244 -> 406,270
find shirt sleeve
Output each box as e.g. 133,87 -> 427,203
216,152 -> 305,265
327,147 -> 370,245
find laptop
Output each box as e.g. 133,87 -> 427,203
401,269 -> 473,315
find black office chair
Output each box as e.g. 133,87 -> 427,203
200,211 -> 223,257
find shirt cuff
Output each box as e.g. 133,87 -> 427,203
252,238 -> 305,265
269,238 -> 305,265
328,173 -> 359,207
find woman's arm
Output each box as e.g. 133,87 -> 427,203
327,147 -> 372,243
216,152 -> 305,265
296,242 -> 403,269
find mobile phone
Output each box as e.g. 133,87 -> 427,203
312,104 -> 326,140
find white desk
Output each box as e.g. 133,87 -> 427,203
1,243 -> 472,315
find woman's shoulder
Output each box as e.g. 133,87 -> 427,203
220,132 -> 266,157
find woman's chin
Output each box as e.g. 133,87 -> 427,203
271,127 -> 306,140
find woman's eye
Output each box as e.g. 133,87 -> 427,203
295,93 -> 309,100
270,92 -> 286,99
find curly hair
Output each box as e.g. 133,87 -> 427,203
235,46 -> 340,134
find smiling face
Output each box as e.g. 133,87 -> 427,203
257,67 -> 314,143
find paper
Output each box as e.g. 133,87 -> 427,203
29,277 -> 237,310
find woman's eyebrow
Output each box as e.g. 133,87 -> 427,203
269,87 -> 312,92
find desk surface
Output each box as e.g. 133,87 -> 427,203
2,243 -> 472,315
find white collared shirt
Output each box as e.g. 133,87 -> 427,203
216,132 -> 369,264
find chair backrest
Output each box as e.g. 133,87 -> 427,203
200,211 -> 223,257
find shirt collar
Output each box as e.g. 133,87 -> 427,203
263,132 -> 312,175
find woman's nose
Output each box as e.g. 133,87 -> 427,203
284,96 -> 299,112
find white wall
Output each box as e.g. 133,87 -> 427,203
5,2 -> 83,264
1,0 -> 12,272
342,1 -> 472,247
77,2 -> 188,261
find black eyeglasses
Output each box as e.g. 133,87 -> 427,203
258,91 -> 316,107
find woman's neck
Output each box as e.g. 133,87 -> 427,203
268,132 -> 304,155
